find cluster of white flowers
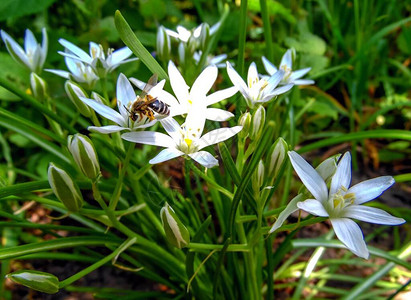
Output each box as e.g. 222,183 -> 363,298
1,26 -> 404,259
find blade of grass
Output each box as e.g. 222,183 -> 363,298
114,10 -> 168,80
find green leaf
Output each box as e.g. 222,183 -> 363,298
0,236 -> 120,260
0,0 -> 57,21
298,130 -> 411,154
6,270 -> 59,294
114,10 -> 168,80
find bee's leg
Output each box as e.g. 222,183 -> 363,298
149,110 -> 156,121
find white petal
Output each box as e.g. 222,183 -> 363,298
40,28 -> 48,66
269,194 -> 304,233
155,90 -> 180,107
293,79 -> 315,86
191,64 -> 218,98
121,131 -> 175,148
289,68 -> 311,80
110,47 -> 133,65
168,61 -> 190,104
45,69 -> 70,79
88,125 -> 126,134
316,154 -> 340,181
160,117 -> 181,141
266,70 -> 285,92
349,176 -> 395,205
205,108 -> 234,121
342,205 -> 405,225
280,49 -> 292,69
288,151 -> 328,202
149,148 -> 183,164
129,77 -> 146,90
207,86 -> 238,105
226,62 -> 249,100
117,73 -> 136,117
296,199 -> 329,217
1,30 -> 30,68
24,29 -> 37,53
59,38 -> 92,63
330,218 -> 369,259
197,126 -> 242,150
261,56 -> 278,75
80,97 -> 124,126
189,151 -> 218,168
247,62 -> 259,88
330,152 -> 352,196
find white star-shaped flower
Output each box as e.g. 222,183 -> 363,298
226,61 -> 294,108
130,61 -> 237,122
121,105 -> 242,168
271,151 -> 405,259
57,39 -> 137,77
46,56 -> 99,88
1,28 -> 47,74
79,73 -> 164,133
262,49 -> 314,86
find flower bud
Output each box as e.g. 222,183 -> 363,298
156,25 -> 171,62
30,73 -> 47,101
198,23 -> 210,51
266,138 -> 288,180
64,81 -> 93,117
160,202 -> 190,249
6,270 -> 59,294
91,91 -> 105,104
238,112 -> 251,139
252,160 -> 265,193
67,134 -> 100,180
48,163 -> 83,212
249,105 -> 266,140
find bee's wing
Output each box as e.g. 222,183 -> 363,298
140,74 -> 158,99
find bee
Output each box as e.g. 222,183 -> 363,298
127,74 -> 170,122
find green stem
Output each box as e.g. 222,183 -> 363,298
260,0 -> 273,61
59,237 -> 135,288
187,242 -> 249,252
100,76 -> 110,106
237,222 -> 259,299
187,160 -> 234,198
237,0 -> 248,77
109,142 -> 135,211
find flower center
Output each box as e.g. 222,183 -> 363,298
328,186 -> 355,217
178,127 -> 200,154
281,64 -> 292,82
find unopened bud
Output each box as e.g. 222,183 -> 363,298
30,73 -> 47,101
266,138 -> 288,180
160,202 -> 190,249
198,23 -> 210,51
6,270 -> 59,294
252,160 -> 265,193
67,134 -> 100,180
91,91 -> 105,104
48,163 -> 83,212
65,81 -> 93,117
316,154 -> 341,183
249,105 -> 266,140
156,25 -> 171,62
238,112 -> 251,139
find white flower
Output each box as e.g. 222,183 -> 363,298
193,51 -> 227,68
165,22 -> 220,50
57,39 -> 137,77
79,73 -> 163,133
262,50 -> 314,86
276,151 -> 405,259
130,61 -> 237,122
226,61 -> 294,108
1,28 -> 47,74
121,106 -> 242,168
46,56 -> 99,88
